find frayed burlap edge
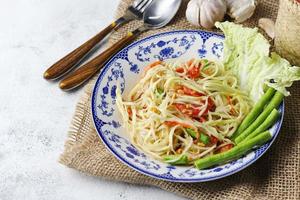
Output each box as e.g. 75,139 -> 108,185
59,82 -> 95,166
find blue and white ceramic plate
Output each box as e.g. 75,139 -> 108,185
91,30 -> 284,182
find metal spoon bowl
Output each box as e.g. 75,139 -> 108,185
59,0 -> 182,90
143,0 -> 181,29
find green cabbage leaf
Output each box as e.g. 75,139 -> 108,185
216,21 -> 300,102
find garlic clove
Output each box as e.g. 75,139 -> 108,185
211,1 -> 227,21
258,18 -> 275,39
234,3 -> 256,23
186,0 -> 201,26
225,0 -> 256,23
200,4 -> 214,29
200,0 -> 227,29
186,0 -> 226,29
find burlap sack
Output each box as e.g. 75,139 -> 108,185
275,0 -> 300,66
59,0 -> 300,199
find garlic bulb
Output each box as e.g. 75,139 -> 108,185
186,0 -> 227,29
225,0 -> 257,23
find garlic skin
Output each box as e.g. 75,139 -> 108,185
258,18 -> 275,39
186,0 -> 227,29
225,0 -> 257,23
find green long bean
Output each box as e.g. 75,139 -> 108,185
164,154 -> 188,165
231,87 -> 275,139
233,91 -> 284,144
236,109 -> 280,144
194,131 -> 272,169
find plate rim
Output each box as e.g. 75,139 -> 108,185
91,29 -> 284,182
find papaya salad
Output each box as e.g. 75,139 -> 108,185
116,22 -> 300,169
116,59 -> 252,166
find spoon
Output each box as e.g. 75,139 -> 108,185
59,0 -> 182,90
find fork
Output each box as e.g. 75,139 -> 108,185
43,0 -> 153,80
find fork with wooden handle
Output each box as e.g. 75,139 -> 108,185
43,0 -> 152,80
59,30 -> 140,90
59,0 -> 182,90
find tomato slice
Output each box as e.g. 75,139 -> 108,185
182,86 -> 204,97
210,136 -> 219,144
208,97 -> 215,110
174,103 -> 192,116
201,97 -> 215,116
127,107 -> 132,116
192,108 -> 200,117
199,116 -> 206,122
187,66 -> 200,79
173,97 -> 214,119
164,121 -> 192,128
175,67 -> 184,73
174,103 -> 200,117
218,144 -> 234,153
174,103 -> 187,112
186,59 -> 201,79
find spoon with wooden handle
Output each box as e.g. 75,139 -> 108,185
43,0 -> 152,80
59,0 -> 182,90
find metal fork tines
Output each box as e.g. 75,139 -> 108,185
126,0 -> 153,19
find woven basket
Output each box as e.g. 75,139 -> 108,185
275,0 -> 300,66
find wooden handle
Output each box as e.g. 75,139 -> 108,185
43,20 -> 123,80
59,31 -> 139,90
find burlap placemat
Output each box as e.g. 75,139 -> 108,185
59,0 -> 300,199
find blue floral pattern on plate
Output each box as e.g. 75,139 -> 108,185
91,30 -> 284,182
135,35 -> 196,61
